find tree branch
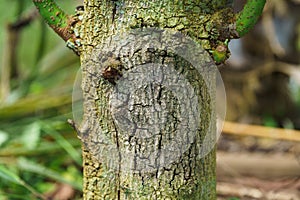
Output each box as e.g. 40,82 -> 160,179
236,0 -> 267,37
32,0 -> 73,41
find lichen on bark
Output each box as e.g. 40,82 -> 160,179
79,0 -> 226,199
80,28 -> 217,199
80,0 -> 236,55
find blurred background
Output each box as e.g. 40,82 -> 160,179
0,0 -> 299,199
0,0 -> 82,199
219,0 -> 300,199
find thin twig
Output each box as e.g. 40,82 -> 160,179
235,0 -> 267,37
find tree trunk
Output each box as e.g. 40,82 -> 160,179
79,0 -> 233,199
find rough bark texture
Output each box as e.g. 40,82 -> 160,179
79,0 -> 233,199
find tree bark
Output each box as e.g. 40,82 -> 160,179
79,0 -> 233,199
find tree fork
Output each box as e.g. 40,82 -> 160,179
32,0 -> 266,62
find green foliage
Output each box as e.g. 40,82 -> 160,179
0,164 -> 45,199
0,1 -> 82,199
21,122 -> 41,150
210,39 -> 229,64
0,131 -> 8,147
263,115 -> 278,128
0,119 -> 82,199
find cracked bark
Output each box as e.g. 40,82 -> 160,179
79,0 -> 233,199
